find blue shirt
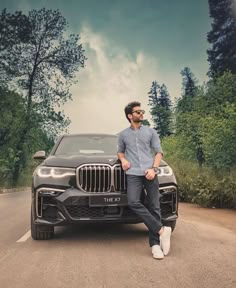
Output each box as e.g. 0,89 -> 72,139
117,125 -> 163,176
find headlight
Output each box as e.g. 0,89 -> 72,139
158,166 -> 173,176
36,167 -> 76,178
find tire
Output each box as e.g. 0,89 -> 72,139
31,210 -> 54,240
163,220 -> 176,232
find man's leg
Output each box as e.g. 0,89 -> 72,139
144,176 -> 162,247
126,175 -> 162,236
143,176 -> 172,255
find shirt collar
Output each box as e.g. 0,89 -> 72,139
129,124 -> 143,130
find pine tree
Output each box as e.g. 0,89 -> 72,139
148,81 -> 159,106
176,67 -> 198,113
148,81 -> 172,138
207,0 -> 236,77
181,67 -> 197,98
159,84 -> 172,107
148,81 -> 160,130
157,84 -> 172,137
175,68 -> 204,166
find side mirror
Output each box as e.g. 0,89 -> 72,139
33,150 -> 46,160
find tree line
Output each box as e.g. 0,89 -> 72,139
147,0 -> 236,208
0,8 -> 86,186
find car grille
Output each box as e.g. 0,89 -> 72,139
76,164 -> 126,193
66,206 -> 105,218
66,206 -> 138,219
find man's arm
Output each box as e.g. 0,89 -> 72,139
145,130 -> 163,180
117,152 -> 130,171
153,152 -> 163,169
117,152 -> 125,161
145,152 -> 163,180
150,129 -> 164,157
117,134 -> 130,171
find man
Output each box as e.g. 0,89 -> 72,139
117,101 -> 171,260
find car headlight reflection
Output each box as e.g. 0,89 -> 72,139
158,166 -> 173,176
37,167 -> 76,178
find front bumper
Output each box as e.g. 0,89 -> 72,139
32,186 -> 178,226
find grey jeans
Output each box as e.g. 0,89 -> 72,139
126,174 -> 163,247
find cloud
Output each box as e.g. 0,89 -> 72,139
64,25 -> 167,134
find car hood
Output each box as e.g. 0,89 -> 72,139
42,154 -> 168,168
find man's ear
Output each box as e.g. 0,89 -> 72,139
128,114 -> 132,121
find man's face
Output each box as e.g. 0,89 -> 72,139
130,106 -> 145,123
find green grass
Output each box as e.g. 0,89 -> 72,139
164,158 -> 236,209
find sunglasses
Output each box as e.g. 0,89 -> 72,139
132,109 -> 145,115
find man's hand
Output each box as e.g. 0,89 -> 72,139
145,168 -> 156,180
121,159 -> 131,171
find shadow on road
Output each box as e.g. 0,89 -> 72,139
53,223 -> 148,242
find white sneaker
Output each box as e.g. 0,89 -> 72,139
151,245 -> 164,260
160,226 -> 172,255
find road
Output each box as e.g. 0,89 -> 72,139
0,190 -> 235,288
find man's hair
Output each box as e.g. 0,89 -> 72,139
124,101 -> 141,122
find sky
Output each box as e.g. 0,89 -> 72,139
0,0 -> 211,134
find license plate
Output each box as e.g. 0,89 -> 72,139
89,194 -> 128,207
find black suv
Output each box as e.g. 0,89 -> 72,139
31,133 -> 178,240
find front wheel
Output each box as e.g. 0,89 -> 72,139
31,209 -> 54,240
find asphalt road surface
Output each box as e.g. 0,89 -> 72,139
0,190 -> 235,288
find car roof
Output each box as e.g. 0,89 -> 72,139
62,133 -> 117,137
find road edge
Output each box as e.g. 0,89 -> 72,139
0,187 -> 31,194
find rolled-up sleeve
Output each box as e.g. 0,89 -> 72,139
117,133 -> 125,153
151,129 -> 164,155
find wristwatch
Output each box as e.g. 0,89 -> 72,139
152,166 -> 158,173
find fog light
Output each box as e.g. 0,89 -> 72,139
162,188 -> 176,193
39,190 -> 57,196
38,189 -> 64,196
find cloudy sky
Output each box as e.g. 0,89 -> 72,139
1,0 -> 211,134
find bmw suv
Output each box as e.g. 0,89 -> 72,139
31,133 -> 178,240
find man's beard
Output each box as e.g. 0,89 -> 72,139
133,118 -> 142,123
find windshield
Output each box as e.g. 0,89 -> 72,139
54,135 -> 118,155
